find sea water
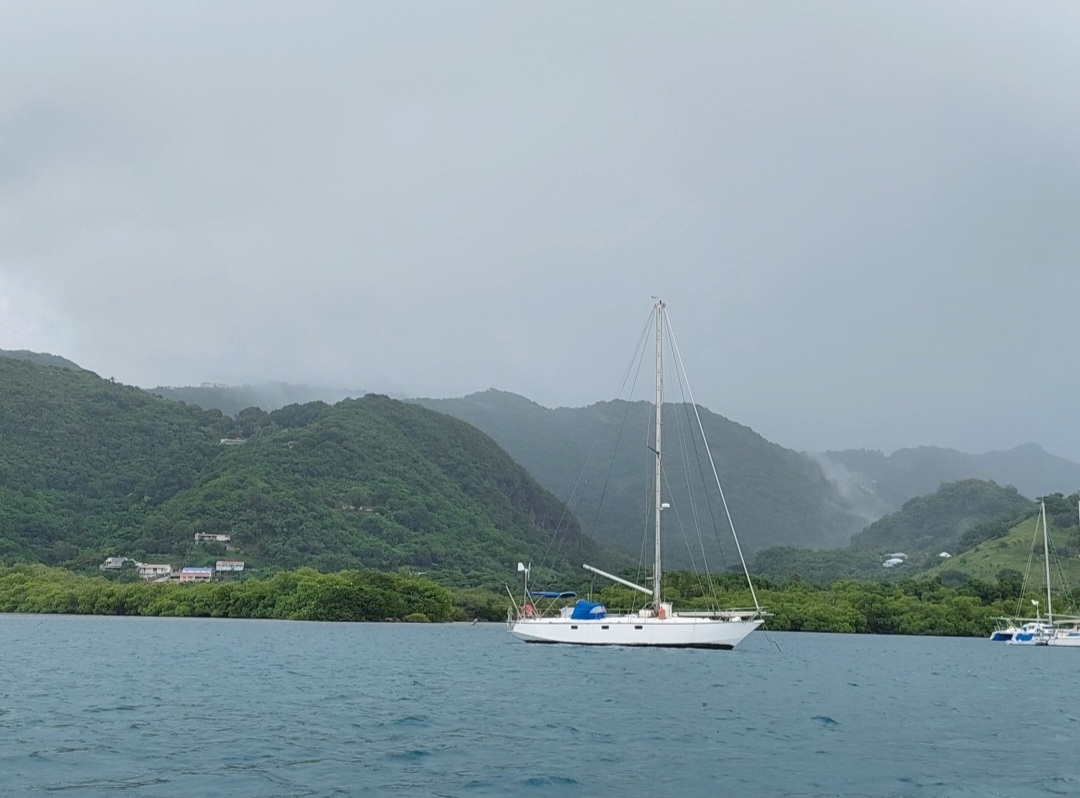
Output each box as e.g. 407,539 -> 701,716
0,614 -> 1075,797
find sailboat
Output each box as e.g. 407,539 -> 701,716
1001,499 -> 1080,646
507,299 -> 765,649
1004,501 -> 1055,646
1046,497 -> 1080,647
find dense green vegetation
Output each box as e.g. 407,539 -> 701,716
749,547 -> 885,584
0,564 -> 456,622
0,357 -> 233,565
0,358 -> 612,586
755,577 -> 1022,636
417,390 -> 874,564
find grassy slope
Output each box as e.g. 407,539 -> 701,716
926,513 -> 1080,589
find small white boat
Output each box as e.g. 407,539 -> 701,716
508,299 -> 764,650
1007,621 -> 1053,646
989,620 -> 1018,642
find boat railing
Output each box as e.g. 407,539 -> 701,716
676,608 -> 770,619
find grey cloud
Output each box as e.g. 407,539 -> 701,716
2,2 -> 1079,459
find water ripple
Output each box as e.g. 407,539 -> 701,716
1,617 -> 1076,797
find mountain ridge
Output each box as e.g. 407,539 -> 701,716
816,444 -> 1080,511
416,389 -> 875,562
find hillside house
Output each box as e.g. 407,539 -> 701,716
138,563 -> 173,580
179,566 -> 214,582
219,438 -> 247,446
100,557 -> 128,570
215,560 -> 245,572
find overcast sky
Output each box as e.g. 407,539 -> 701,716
2,2 -> 1079,458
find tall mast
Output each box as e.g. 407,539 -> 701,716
1042,500 -> 1052,625
653,299 -> 664,609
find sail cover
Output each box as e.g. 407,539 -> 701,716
570,599 -> 607,620
529,591 -> 577,599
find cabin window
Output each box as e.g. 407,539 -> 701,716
635,625 -> 643,630
570,625 -> 578,630
602,625 -> 609,630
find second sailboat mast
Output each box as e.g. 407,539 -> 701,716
653,300 -> 665,609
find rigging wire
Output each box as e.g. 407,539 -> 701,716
666,346 -> 731,606
666,312 -> 763,618
531,308 -> 655,591
1015,513 -> 1041,619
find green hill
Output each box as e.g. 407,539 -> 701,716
416,390 -> 875,564
0,348 -> 83,371
925,492 -> 1080,588
849,479 -> 1034,560
751,479 -> 1038,583
0,358 -> 610,587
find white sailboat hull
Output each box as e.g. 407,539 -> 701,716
509,614 -> 762,649
1047,632 -> 1080,647
1046,622 -> 1080,646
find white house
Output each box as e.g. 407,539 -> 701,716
883,557 -> 906,568
100,557 -> 128,570
219,438 -> 247,446
939,552 -> 952,559
179,566 -> 214,582
138,563 -> 173,580
215,560 -> 245,572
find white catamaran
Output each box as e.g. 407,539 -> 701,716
507,299 -> 765,649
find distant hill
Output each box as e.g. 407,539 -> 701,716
152,382 -> 371,418
151,380 -> 1080,539
752,479 -> 1038,583
0,360 -> 610,587
0,349 -> 82,371
416,389 -> 878,564
816,445 -> 1080,511
849,479 -> 1034,560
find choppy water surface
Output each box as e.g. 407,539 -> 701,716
1,615 -> 1076,797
